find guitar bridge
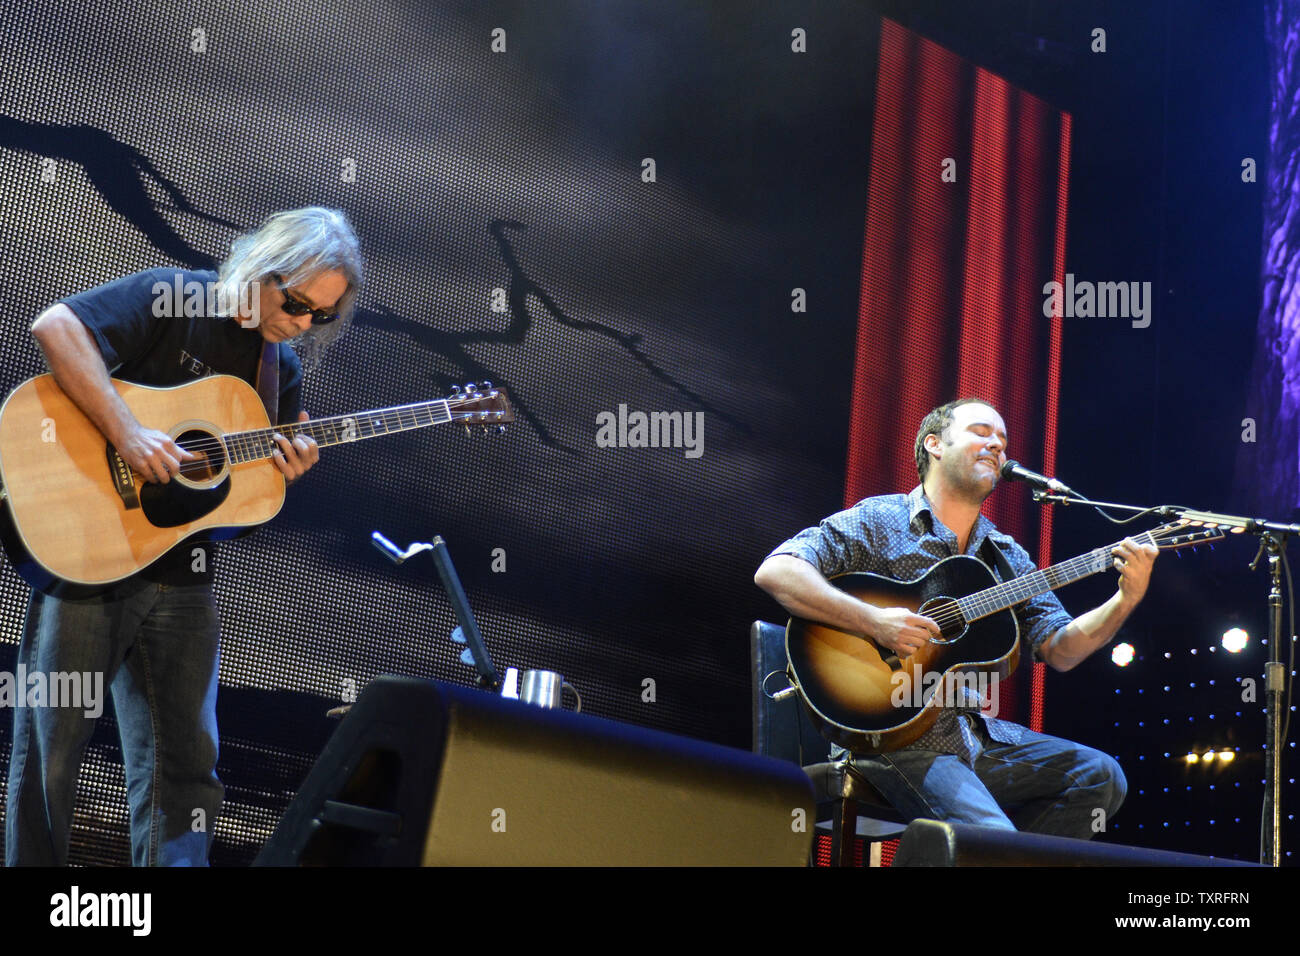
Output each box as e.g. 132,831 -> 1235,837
104,444 -> 141,511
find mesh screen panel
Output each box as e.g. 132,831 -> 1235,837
0,1 -> 883,864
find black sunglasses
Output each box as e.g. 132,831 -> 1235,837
272,274 -> 339,325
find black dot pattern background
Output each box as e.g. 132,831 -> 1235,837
0,1 -> 884,864
0,0 -> 1284,869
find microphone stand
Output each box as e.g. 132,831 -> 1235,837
372,531 -> 502,692
1030,489 -> 1295,867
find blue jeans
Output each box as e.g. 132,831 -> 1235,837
6,583 -> 223,866
849,714 -> 1126,839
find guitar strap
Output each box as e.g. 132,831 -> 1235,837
254,339 -> 279,424
980,535 -> 1017,586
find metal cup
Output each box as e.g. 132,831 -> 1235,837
518,669 -> 582,712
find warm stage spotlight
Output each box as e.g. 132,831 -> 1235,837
1111,642 -> 1135,666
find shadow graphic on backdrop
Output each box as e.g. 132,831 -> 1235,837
1,118 -> 749,452
356,299 -> 572,452
354,219 -> 750,452
0,115 -> 236,269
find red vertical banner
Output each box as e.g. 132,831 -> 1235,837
846,19 -> 1071,730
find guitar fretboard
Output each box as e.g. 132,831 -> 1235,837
223,400 -> 453,464
956,530 -> 1156,622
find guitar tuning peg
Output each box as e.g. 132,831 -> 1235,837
495,424 -> 507,435
482,380 -> 492,389
462,424 -> 471,437
479,425 -> 489,435
451,384 -> 463,395
466,382 -> 478,392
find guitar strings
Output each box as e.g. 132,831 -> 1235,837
925,531 -> 1176,629
911,527 -> 1182,632
129,398 -> 488,477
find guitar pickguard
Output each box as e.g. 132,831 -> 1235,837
138,476 -> 231,527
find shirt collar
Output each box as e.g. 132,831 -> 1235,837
907,484 -> 1002,555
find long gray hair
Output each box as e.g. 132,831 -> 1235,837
215,207 -> 363,368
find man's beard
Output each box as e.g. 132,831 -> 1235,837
942,455 -> 997,504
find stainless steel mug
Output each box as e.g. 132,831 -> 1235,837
518,669 -> 582,712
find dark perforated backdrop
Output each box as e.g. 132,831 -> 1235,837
0,1 -> 885,864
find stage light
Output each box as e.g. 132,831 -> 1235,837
1111,642 -> 1135,666
1222,628 -> 1248,653
1185,753 -> 1199,764
1219,750 -> 1235,763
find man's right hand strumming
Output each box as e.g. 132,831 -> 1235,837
864,605 -> 941,658
114,423 -> 199,484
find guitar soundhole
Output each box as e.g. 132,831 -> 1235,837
919,596 -> 967,644
173,427 -> 227,489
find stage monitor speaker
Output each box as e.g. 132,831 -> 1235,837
893,819 -> 1263,866
254,676 -> 815,866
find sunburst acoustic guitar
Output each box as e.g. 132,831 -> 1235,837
0,373 -> 513,597
785,521 -> 1223,754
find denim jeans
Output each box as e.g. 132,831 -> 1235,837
6,582 -> 223,866
849,714 -> 1127,840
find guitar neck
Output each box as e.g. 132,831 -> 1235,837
223,400 -> 452,464
958,530 -> 1156,622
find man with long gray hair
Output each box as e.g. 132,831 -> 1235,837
6,207 -> 362,866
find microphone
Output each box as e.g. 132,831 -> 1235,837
999,460 -> 1075,495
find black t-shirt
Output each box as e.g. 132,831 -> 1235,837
61,267 -> 304,585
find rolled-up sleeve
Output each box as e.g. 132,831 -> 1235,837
764,503 -> 882,578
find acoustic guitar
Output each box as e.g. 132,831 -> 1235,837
784,521 -> 1223,754
0,373 -> 513,597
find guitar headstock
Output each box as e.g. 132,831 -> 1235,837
447,381 -> 515,434
1147,520 -> 1229,552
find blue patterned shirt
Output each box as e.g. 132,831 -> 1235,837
767,485 -> 1074,766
